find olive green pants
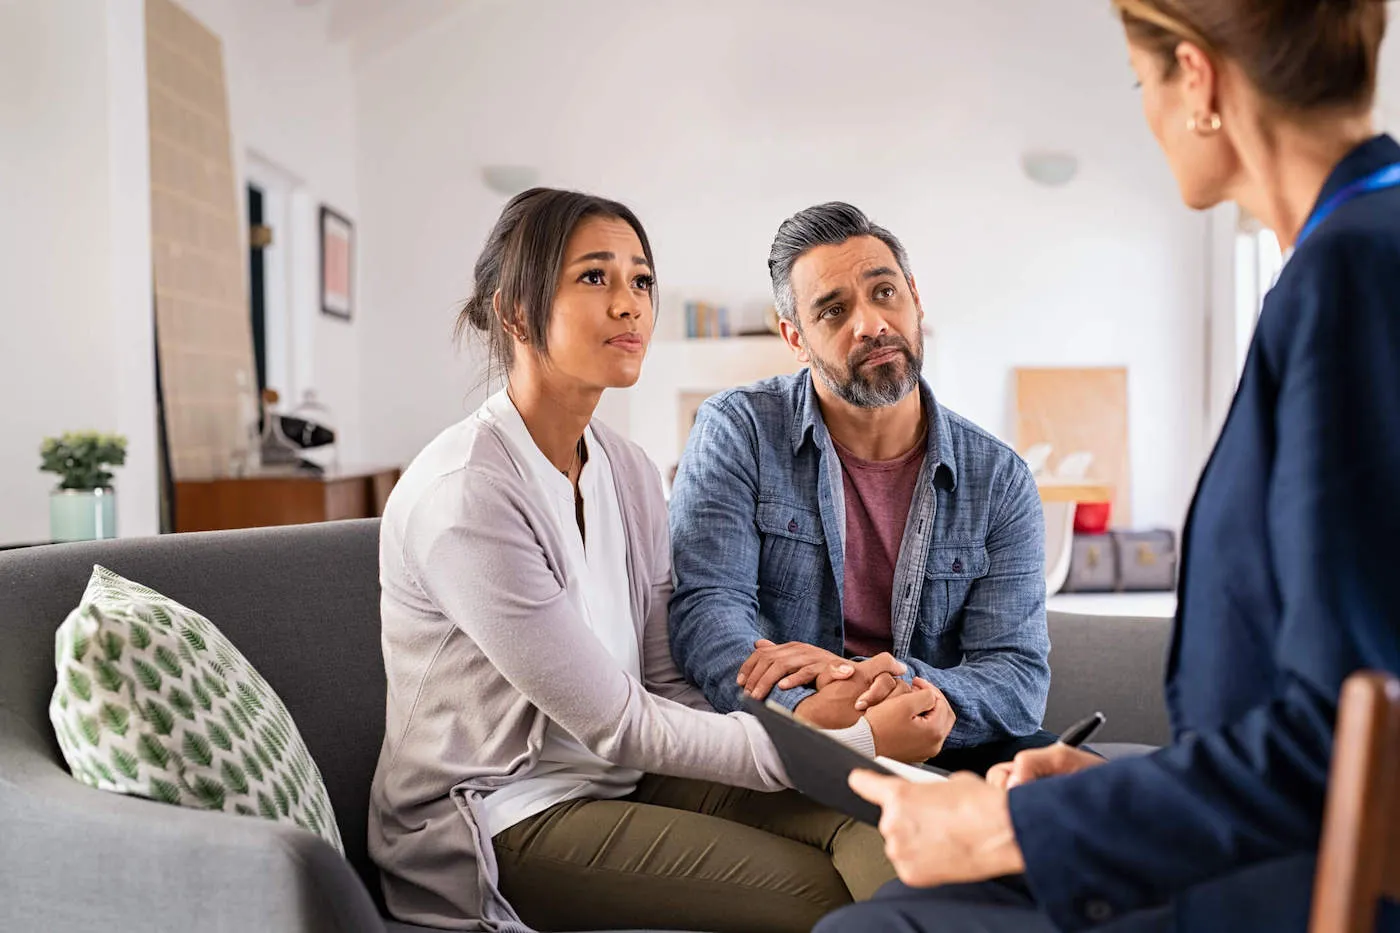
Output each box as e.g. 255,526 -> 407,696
494,774 -> 895,933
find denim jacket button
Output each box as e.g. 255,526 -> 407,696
787,519 -> 799,534
952,558 -> 964,573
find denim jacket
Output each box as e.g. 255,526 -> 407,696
668,370 -> 1050,749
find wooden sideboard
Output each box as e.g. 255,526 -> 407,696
173,466 -> 400,533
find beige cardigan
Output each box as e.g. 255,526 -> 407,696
369,404 -> 839,930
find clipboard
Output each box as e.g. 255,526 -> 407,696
742,696 -> 949,826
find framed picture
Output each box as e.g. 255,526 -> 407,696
319,205 -> 353,320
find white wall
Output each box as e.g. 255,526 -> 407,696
1381,25 -> 1400,131
0,0 -> 158,543
20,0 -> 1395,542
354,0 -> 1207,529
106,0 -> 159,539
174,0 -> 364,464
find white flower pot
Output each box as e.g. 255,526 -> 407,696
49,488 -> 118,542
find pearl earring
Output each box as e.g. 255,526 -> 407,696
1188,112 -> 1222,136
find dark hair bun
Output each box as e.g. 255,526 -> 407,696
463,293 -> 492,332
454,221 -> 510,344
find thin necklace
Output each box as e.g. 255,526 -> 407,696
506,386 -> 581,477
562,437 -> 582,477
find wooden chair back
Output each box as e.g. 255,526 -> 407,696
1310,671 -> 1400,933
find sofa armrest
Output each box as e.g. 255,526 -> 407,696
0,713 -> 386,933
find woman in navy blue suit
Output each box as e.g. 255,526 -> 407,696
818,1 -> 1400,931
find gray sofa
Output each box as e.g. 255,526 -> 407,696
0,519 -> 1172,932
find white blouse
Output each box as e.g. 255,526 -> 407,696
476,390 -> 644,836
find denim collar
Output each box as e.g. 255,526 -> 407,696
789,368 -> 957,490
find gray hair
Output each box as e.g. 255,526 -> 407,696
767,202 -> 914,324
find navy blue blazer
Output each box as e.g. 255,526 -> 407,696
1010,135 -> 1400,932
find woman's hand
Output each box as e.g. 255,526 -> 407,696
985,744 -> 1105,790
848,770 -> 1024,887
864,677 -> 956,762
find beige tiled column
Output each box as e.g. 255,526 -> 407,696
146,0 -> 254,480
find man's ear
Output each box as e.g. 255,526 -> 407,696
778,317 -> 810,364
909,276 -> 924,322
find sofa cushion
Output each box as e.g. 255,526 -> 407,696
1044,610 -> 1173,746
49,564 -> 345,854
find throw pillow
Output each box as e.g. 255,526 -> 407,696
49,565 -> 344,854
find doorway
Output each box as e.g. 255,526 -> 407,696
243,152 -> 303,406
247,183 -> 269,394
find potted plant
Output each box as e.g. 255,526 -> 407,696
39,432 -> 128,542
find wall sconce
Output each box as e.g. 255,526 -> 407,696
481,165 -> 541,196
1021,152 -> 1080,188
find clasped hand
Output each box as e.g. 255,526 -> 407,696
736,639 -> 955,761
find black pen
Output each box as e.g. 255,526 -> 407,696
1059,711 -> 1106,748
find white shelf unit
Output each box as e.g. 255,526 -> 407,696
618,335 -> 801,485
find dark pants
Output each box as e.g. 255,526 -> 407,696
817,856 -> 1390,933
929,728 -> 1058,775
814,877 -> 1170,933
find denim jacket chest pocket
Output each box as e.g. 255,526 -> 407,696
920,544 -> 990,635
755,500 -> 826,602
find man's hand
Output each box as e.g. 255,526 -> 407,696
985,743 -> 1104,790
737,640 -> 851,701
865,677 -> 956,762
792,654 -> 911,728
848,770 -> 1024,887
854,664 -> 913,711
738,640 -> 908,702
796,666 -> 912,729
817,653 -> 906,702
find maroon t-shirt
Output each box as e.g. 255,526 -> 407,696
831,435 -> 926,658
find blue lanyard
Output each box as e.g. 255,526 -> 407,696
1296,162 -> 1400,248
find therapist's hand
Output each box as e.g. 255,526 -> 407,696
986,744 -> 1105,790
849,770 -> 1025,887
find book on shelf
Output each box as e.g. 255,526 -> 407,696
683,301 -> 732,339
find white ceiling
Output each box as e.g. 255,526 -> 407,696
318,0 -> 468,63
324,0 -> 395,41
314,0 -> 1400,116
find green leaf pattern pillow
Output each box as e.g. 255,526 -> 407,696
49,565 -> 344,854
